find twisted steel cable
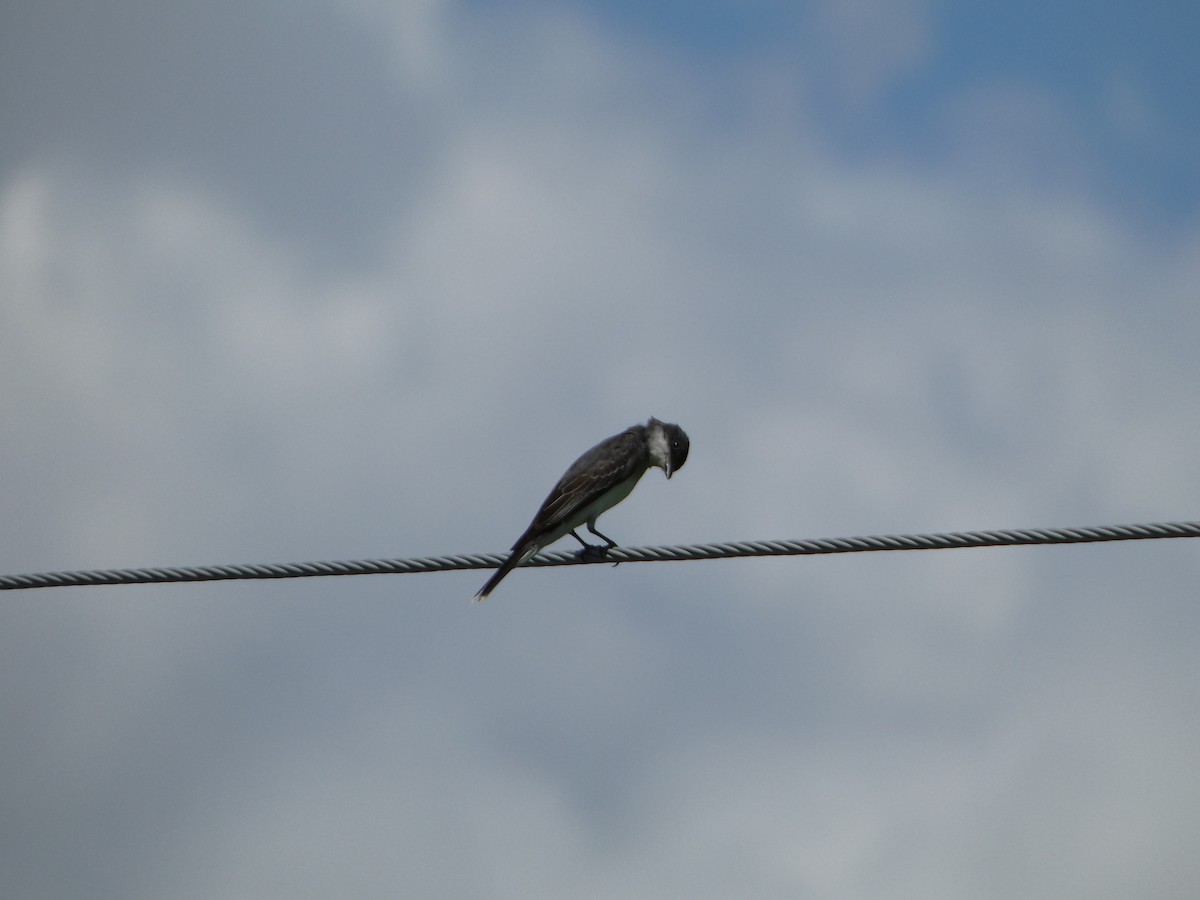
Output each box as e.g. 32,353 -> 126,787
2,521 -> 1197,591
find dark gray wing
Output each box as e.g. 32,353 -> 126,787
512,426 -> 648,548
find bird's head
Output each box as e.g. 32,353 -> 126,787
648,417 -> 690,479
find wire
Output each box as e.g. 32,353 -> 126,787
2,521 -> 1197,591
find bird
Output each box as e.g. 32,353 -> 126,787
474,417 -> 690,600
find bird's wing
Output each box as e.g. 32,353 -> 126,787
515,428 -> 648,546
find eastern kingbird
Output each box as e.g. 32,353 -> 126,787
474,417 -> 690,600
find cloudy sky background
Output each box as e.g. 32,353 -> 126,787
3,1 -> 1199,896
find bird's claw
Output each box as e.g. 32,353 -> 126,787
578,543 -> 611,562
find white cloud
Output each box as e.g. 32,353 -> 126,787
809,0 -> 934,110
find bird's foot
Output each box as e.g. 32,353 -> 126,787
579,543 -> 622,568
577,543 -> 611,562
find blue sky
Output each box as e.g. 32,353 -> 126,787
2,2 -> 1199,898
576,0 -> 1200,217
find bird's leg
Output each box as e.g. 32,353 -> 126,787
586,523 -> 618,548
586,523 -> 620,566
570,529 -> 611,562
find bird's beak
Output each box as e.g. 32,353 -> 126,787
665,464 -> 674,479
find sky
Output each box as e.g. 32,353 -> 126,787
2,1 -> 1199,897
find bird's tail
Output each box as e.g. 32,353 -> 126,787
474,544 -> 533,601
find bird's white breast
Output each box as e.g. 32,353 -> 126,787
647,426 -> 670,470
